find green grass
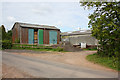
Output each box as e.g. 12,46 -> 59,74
86,53 -> 119,71
83,47 -> 97,51
13,44 -> 47,47
12,44 -> 66,52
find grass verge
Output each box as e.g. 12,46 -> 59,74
86,53 -> 119,71
83,47 -> 97,51
12,44 -> 66,52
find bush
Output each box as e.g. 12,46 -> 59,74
2,40 -> 12,49
56,47 -> 64,52
83,47 -> 97,51
15,39 -> 20,43
0,40 -> 2,50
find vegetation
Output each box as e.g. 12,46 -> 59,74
0,26 -> 1,49
12,44 -> 65,52
0,25 -> 12,49
87,53 -> 119,71
80,1 -> 120,69
2,40 -> 12,49
83,47 -> 97,51
15,39 -> 20,43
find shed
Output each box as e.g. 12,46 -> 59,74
12,22 -> 60,45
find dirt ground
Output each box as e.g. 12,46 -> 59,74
5,50 -> 117,72
2,64 -> 33,78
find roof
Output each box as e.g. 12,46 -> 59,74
61,30 -> 92,36
14,22 -> 60,30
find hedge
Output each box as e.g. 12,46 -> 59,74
2,40 -> 12,49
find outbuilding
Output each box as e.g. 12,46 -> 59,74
12,22 -> 60,45
61,30 -> 98,48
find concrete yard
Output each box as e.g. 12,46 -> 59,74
5,50 -> 117,72
2,64 -> 34,78
2,50 -> 118,78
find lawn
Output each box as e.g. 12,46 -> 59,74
86,53 -> 119,71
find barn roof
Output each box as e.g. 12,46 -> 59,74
61,30 -> 92,36
14,22 -> 60,30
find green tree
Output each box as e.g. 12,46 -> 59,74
0,25 -> 12,41
0,25 -> 12,49
1,25 -> 7,40
80,1 -> 120,67
0,26 -> 1,40
6,30 -> 12,41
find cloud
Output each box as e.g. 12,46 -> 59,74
54,21 -> 62,26
32,8 -> 50,15
7,16 -> 16,22
3,2 -> 92,32
32,3 -> 52,15
1,0 -> 79,2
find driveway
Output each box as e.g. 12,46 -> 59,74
5,50 -> 116,72
2,51 -> 118,78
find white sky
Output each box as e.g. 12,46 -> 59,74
1,1 -> 93,32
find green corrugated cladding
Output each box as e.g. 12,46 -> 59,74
38,29 -> 43,44
28,29 -> 34,44
49,30 -> 57,44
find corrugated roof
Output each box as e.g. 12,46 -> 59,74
61,30 -> 92,36
16,22 -> 59,30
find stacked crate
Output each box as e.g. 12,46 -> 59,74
34,31 -> 38,44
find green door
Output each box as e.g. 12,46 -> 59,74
38,29 -> 43,44
49,31 -> 57,44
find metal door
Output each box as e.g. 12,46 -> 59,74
28,29 -> 34,44
38,29 -> 43,44
49,31 -> 57,44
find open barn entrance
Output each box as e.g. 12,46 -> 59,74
34,29 -> 38,44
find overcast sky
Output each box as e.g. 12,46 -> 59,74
2,2 -> 93,32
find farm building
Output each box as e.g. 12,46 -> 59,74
61,30 -> 98,48
12,22 -> 60,45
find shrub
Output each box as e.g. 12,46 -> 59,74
56,47 -> 64,52
2,40 -> 12,49
15,38 -> 20,43
0,40 -> 2,50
